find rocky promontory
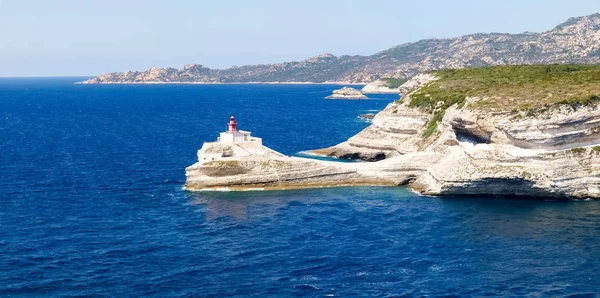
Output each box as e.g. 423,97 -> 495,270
186,64 -> 600,199
326,87 -> 367,99
358,113 -> 376,121
185,117 -> 397,191
311,65 -> 600,199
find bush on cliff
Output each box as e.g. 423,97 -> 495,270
410,64 -> 600,137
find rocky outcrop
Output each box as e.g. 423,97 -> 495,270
311,71 -> 600,199
185,158 -> 398,191
185,65 -> 600,198
80,13 -> 600,84
326,87 -> 367,99
358,113 -> 376,121
314,74 -> 437,161
185,129 -> 400,190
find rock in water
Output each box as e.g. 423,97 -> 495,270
358,113 -> 376,121
326,87 -> 367,100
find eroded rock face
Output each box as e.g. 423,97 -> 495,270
185,135 -> 398,190
313,74 -> 436,160
185,69 -> 600,198
312,75 -> 600,199
185,158 -> 397,190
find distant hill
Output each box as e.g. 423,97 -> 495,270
80,13 -> 600,84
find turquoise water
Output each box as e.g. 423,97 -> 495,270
1,78 -> 599,296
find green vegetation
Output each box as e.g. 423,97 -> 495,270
592,146 -> 600,153
570,147 -> 587,154
422,113 -> 442,137
380,77 -> 408,89
410,64 -> 600,137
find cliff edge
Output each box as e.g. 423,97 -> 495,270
186,65 -> 600,199
311,65 -> 600,199
185,117 -> 398,191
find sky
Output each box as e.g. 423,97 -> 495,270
1,0 -> 599,77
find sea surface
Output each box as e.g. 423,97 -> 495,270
1,78 -> 600,297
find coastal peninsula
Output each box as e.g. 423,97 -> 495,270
185,117 -> 396,190
186,64 -> 600,199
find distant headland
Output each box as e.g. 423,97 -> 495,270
80,13 -> 600,87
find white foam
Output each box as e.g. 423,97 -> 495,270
297,150 -> 321,157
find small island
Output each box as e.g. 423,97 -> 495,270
358,113 -> 376,121
326,87 -> 367,99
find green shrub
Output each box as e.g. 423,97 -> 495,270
409,64 -> 600,137
381,77 -> 408,89
422,64 -> 600,112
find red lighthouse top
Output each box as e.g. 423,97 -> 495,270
228,116 -> 237,133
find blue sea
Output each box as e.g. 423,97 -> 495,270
1,78 -> 600,297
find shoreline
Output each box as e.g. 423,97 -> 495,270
75,81 -> 367,85
183,180 -> 399,192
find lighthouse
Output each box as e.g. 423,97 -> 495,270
218,116 -> 257,144
196,116 -> 281,164
228,116 -> 237,133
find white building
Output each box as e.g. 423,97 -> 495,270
197,116 -> 278,163
218,116 -> 262,145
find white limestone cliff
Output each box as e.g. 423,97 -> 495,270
186,70 -> 600,199
311,74 -> 600,199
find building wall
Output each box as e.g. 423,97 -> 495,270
233,134 -> 247,142
220,131 -> 254,143
219,132 -> 234,143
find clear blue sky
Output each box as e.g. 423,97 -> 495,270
1,0 -> 599,77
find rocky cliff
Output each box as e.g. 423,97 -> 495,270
185,65 -> 600,198
311,65 -> 600,199
81,13 -> 600,84
184,137 -> 397,191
